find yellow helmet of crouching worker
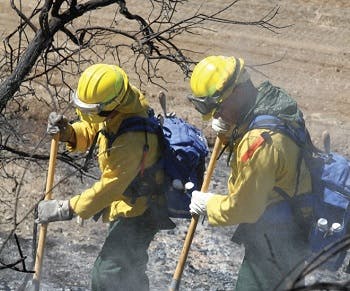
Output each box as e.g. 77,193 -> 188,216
73,64 -> 129,123
189,55 -> 249,120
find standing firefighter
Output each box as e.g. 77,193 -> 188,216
187,55 -> 313,290
36,64 -> 175,290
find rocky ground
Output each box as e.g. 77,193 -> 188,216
1,0 -> 350,290
1,153 -> 350,290
2,157 -> 350,291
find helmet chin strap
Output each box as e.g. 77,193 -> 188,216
103,104 -> 120,121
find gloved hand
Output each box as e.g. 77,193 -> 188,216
35,200 -> 73,224
189,190 -> 215,216
47,112 -> 74,142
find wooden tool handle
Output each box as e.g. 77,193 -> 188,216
169,137 -> 223,291
32,134 -> 59,290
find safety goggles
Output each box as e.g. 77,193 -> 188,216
187,93 -> 222,116
72,92 -> 117,117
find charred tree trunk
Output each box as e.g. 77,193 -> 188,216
0,30 -> 52,112
0,0 -> 116,113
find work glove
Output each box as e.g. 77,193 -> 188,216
35,200 -> 73,224
189,190 -> 215,216
47,112 -> 74,142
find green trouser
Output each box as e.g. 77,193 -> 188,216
91,210 -> 158,291
233,210 -> 310,291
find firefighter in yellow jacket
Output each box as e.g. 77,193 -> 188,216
36,64 -> 174,290
187,56 -> 313,290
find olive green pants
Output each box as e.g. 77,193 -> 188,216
91,210 -> 158,291
233,221 -> 309,291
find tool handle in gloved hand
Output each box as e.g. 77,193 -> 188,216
32,134 -> 59,291
169,137 -> 222,291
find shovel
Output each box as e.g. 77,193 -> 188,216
169,136 -> 223,291
29,134 -> 60,291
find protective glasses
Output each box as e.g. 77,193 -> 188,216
72,92 -> 118,117
187,93 -> 222,116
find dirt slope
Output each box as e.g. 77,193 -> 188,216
0,0 -> 349,290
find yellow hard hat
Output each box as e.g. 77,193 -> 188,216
189,56 -> 246,120
73,64 -> 129,123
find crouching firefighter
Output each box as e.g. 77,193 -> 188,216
187,55 -> 314,291
36,64 -> 175,291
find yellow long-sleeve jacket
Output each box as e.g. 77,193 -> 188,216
67,85 -> 162,222
207,128 -> 312,226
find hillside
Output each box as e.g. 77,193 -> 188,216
0,0 -> 349,290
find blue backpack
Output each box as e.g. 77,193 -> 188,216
249,115 -> 350,271
115,109 -> 209,219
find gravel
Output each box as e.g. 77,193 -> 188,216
1,153 -> 350,290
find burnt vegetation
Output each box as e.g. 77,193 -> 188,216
0,0 -> 348,289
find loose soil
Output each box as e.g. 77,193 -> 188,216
0,0 -> 349,290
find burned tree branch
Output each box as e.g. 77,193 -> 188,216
10,0 -> 38,33
0,0 -> 118,113
0,234 -> 34,273
1,143 -> 98,180
0,2 -> 291,279
0,0 -> 288,113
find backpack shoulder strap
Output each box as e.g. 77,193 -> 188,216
249,115 -> 309,225
111,115 -> 161,175
118,116 -> 159,135
248,114 -> 308,147
225,114 -> 309,166
83,112 -> 161,173
109,115 -> 160,145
